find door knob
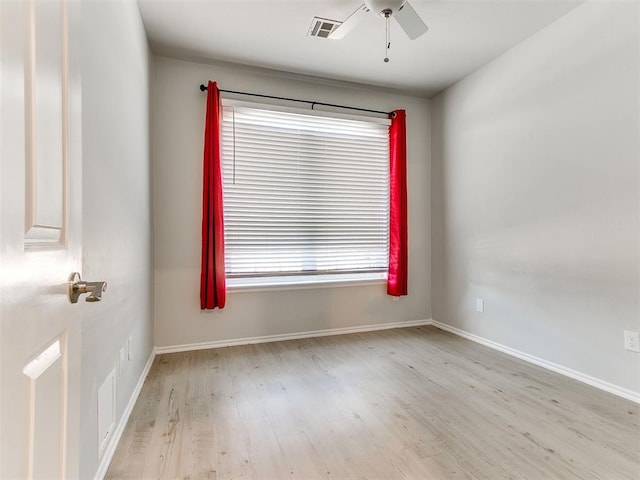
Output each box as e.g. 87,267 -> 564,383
68,272 -> 107,303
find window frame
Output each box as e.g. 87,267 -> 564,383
220,98 -> 391,289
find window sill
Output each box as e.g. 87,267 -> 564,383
226,272 -> 387,293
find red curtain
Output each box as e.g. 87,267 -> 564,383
388,109 -> 408,296
200,81 -> 226,309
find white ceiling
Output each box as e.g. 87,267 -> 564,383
137,0 -> 583,97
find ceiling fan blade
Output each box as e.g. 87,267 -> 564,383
394,1 -> 428,40
329,4 -> 369,39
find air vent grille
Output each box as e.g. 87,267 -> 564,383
307,17 -> 342,38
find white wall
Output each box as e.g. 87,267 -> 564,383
152,57 -> 431,348
80,0 -> 153,477
432,1 -> 639,394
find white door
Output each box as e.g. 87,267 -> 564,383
1,0 -> 83,478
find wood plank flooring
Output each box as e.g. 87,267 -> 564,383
105,326 -> 640,479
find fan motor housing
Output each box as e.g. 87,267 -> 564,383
364,0 -> 406,16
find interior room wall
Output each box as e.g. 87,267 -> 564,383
152,56 -> 431,349
431,0 -> 639,395
80,0 -> 153,477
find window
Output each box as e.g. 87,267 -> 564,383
221,102 -> 390,282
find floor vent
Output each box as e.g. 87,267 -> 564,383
307,17 -> 342,38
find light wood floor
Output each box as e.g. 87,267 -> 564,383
106,326 -> 640,480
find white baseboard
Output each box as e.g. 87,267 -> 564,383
94,348 -> 157,480
155,318 -> 433,355
431,320 -> 640,404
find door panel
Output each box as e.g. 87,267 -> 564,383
25,337 -> 65,480
1,0 -> 82,478
24,0 -> 68,248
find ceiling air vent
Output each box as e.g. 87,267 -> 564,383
307,17 -> 342,38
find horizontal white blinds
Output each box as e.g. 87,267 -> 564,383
221,105 -> 389,277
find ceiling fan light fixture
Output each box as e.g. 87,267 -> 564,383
364,0 -> 405,17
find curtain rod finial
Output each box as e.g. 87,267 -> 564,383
200,84 -> 207,92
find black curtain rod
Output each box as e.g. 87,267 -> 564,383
199,84 -> 393,117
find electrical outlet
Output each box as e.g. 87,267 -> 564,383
624,331 -> 640,352
476,298 -> 484,313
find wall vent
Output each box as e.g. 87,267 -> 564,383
307,17 -> 342,38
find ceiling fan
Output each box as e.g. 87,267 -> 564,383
329,0 -> 428,41
311,0 -> 428,62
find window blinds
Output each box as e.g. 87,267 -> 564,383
221,105 -> 390,277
